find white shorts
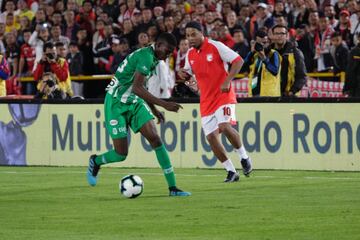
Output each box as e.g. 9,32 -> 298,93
201,104 -> 237,136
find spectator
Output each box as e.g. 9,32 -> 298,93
123,0 -> 140,20
17,15 -> 31,44
272,24 -> 307,96
245,3 -> 274,40
330,32 -> 349,75
14,0 -> 35,21
137,7 -> 154,32
218,24 -> 235,48
324,4 -> 338,28
203,10 -> 215,36
76,1 -> 96,32
147,23 -> 159,44
296,24 -> 316,72
50,11 -> 63,27
232,29 -> 250,59
238,4 -> 250,29
226,10 -> 245,35
0,53 -> 10,96
30,8 -> 46,32
122,18 -> 137,47
105,37 -> 125,74
5,13 -> 20,33
50,24 -> 70,48
137,32 -> 150,48
18,28 -> 36,94
335,10 -> 352,48
164,14 -> 182,43
315,12 -> 334,72
76,28 -> 94,75
29,23 -> 50,71
33,41 -> 73,97
63,10 -> 81,42
153,6 -> 164,19
344,33 -> 360,97
93,24 -> 113,73
4,32 -> 19,78
114,2 -> 127,25
55,41 -> 67,59
35,72 -> 67,99
67,41 -> 84,97
172,38 -> 198,98
242,30 -> 281,97
274,0 -> 294,28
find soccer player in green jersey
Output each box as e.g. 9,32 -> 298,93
87,33 -> 191,197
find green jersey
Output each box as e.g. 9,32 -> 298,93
106,45 -> 159,103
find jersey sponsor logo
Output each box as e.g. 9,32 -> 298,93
110,119 -> 118,126
206,54 -> 213,62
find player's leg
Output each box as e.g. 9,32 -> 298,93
87,95 -> 128,186
133,101 -> 190,196
216,105 -> 252,176
202,115 -> 239,182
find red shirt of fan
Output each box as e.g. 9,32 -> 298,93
184,38 -> 242,116
20,43 -> 35,73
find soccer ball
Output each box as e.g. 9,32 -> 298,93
120,175 -> 144,198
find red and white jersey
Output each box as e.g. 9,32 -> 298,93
184,38 -> 242,116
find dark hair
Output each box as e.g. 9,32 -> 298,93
272,24 -> 288,32
23,28 -> 32,34
43,41 -> 55,52
233,28 -> 244,34
55,41 -> 65,48
331,31 -> 342,39
255,30 -> 267,38
156,32 -> 177,47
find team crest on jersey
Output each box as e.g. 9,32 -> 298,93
190,60 -> 194,65
110,119 -> 118,126
206,54 -> 213,62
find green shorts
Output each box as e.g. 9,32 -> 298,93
104,93 -> 154,139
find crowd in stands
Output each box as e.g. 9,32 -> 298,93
0,0 -> 360,98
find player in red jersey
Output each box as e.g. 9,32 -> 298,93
179,21 -> 252,182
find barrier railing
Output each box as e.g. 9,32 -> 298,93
18,72 -> 346,82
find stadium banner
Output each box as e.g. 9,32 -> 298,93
0,103 -> 359,171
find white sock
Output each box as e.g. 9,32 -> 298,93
222,159 -> 236,173
235,146 -> 248,159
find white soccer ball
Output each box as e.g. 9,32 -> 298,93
120,175 -> 144,198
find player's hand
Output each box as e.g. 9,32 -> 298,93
163,101 -> 183,112
177,69 -> 190,81
221,81 -> 231,93
152,109 -> 165,124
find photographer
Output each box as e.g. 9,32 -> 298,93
241,30 -> 281,97
33,41 -> 73,97
35,72 -> 67,99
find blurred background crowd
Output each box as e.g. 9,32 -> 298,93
0,0 -> 360,99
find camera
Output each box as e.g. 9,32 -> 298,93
254,42 -> 264,52
44,79 -> 55,87
46,53 -> 55,60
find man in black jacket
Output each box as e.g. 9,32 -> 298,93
344,33 -> 360,97
272,24 -> 307,96
330,32 -> 349,83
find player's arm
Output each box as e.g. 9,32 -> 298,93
177,50 -> 192,81
212,40 -> 244,92
132,71 -> 182,113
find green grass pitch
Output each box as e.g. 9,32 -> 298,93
0,167 -> 359,240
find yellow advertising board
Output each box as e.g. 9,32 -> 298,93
0,103 -> 359,171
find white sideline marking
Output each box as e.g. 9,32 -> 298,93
0,170 -> 359,180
